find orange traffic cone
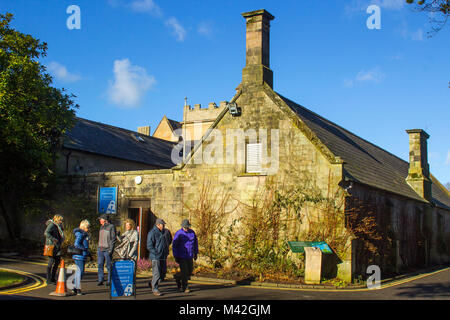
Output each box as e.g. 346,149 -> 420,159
50,259 -> 71,296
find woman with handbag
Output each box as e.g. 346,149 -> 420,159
71,219 -> 91,295
44,214 -> 65,285
115,219 -> 139,261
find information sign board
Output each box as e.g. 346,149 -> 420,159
288,241 -> 333,254
110,260 -> 136,298
98,187 -> 118,214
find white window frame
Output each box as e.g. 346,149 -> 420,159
246,142 -> 262,173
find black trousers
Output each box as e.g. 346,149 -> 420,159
174,258 -> 193,290
46,256 -> 61,282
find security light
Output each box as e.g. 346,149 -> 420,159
227,102 -> 241,117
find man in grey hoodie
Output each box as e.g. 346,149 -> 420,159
97,214 -> 116,286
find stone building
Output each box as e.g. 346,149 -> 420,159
153,102 -> 227,144
54,9 -> 449,281
152,115 -> 181,143
57,117 -> 176,175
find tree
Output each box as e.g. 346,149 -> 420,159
0,13 -> 77,239
406,0 -> 450,37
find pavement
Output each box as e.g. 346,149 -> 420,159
1,254 -> 449,319
1,254 -> 449,301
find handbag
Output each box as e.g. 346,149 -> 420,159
43,244 -> 54,256
67,245 -> 83,255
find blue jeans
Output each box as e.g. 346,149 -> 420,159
74,259 -> 85,290
97,250 -> 112,283
151,260 -> 166,292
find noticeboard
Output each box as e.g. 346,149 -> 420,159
98,186 -> 118,214
110,260 -> 136,299
288,241 -> 333,254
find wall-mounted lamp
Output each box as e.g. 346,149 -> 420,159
135,176 -> 142,185
227,102 -> 241,117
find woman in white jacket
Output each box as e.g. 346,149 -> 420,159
115,219 -> 139,260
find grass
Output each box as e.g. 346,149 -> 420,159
0,270 -> 26,288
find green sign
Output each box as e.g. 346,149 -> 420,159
288,241 -> 333,254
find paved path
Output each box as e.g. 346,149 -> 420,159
1,258 -> 449,301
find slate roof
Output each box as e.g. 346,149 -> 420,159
63,118 -> 177,169
167,118 -> 182,132
278,94 -> 450,210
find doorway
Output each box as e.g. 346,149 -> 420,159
127,199 -> 155,260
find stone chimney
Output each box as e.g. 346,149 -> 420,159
406,129 -> 432,201
241,9 -> 275,88
138,126 -> 151,136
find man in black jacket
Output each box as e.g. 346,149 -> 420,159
97,214 -> 116,286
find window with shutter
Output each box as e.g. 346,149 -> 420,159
246,143 -> 262,173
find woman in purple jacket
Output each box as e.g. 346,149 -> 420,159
172,219 -> 198,293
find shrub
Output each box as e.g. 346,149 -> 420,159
137,258 -> 152,272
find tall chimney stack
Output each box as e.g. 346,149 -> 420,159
241,9 -> 275,88
406,129 -> 432,201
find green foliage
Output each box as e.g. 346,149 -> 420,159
184,166 -> 385,282
321,278 -> 349,288
0,13 -> 77,238
233,177 -> 349,279
185,173 -> 355,281
184,179 -> 237,267
0,270 -> 26,287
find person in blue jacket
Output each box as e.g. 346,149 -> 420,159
172,219 -> 198,293
72,219 -> 92,296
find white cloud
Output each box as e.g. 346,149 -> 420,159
130,0 -> 162,16
398,21 -> 426,41
388,54 -> 402,61
411,28 -> 425,41
47,61 -> 81,83
376,0 -> 404,10
198,22 -> 212,37
446,151 -> 450,165
165,17 -> 186,41
344,67 -> 386,88
343,79 -> 355,88
108,0 -> 189,42
107,58 -> 155,108
356,67 -> 386,83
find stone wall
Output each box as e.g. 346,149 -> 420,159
347,182 -> 450,278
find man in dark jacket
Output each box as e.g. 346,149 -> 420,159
146,218 -> 171,296
97,214 -> 116,286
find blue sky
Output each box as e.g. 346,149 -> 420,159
1,0 -> 449,185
